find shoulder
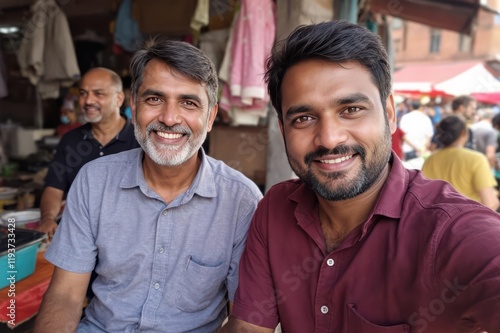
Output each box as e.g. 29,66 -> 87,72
258,178 -> 305,209
80,148 -> 140,173
405,169 -> 494,220
205,155 -> 262,199
57,123 -> 90,144
459,149 -> 489,164
266,178 -> 304,195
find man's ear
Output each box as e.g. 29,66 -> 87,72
386,94 -> 397,135
130,98 -> 136,125
278,116 -> 285,140
117,91 -> 125,108
206,104 -> 219,133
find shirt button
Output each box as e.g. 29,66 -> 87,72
99,151 -> 104,156
320,305 -> 329,314
159,248 -> 165,254
154,283 -> 160,290
162,210 -> 168,215
99,145 -> 103,149
327,258 -> 335,266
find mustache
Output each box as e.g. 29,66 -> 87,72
146,122 -> 192,135
83,104 -> 99,111
304,144 -> 365,165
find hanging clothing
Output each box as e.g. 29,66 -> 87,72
190,0 -> 210,33
114,0 -> 144,53
199,29 -> 230,72
17,0 -> 80,99
219,0 -> 276,125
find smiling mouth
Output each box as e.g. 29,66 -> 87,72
156,131 -> 183,139
319,154 -> 354,164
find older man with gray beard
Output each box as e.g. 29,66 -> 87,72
34,39 -> 262,333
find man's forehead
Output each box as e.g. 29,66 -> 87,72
80,72 -> 114,89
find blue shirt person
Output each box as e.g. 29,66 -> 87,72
34,39 -> 262,333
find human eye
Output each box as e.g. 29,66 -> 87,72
79,90 -> 87,97
181,100 -> 199,110
293,115 -> 314,123
145,96 -> 163,105
342,106 -> 362,115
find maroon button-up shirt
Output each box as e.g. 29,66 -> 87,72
232,155 -> 500,333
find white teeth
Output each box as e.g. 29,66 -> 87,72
157,132 -> 183,139
320,155 -> 353,164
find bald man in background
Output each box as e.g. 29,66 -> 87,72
38,67 -> 139,238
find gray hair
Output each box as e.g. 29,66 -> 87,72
129,37 -> 219,109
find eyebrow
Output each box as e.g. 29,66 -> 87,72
140,90 -> 203,105
141,89 -> 165,98
332,93 -> 372,107
284,93 -> 373,120
284,105 -> 313,120
179,94 -> 203,106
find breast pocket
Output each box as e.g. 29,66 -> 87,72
348,304 -> 411,333
175,256 -> 227,313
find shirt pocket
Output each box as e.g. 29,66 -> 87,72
175,255 -> 227,312
348,304 -> 411,333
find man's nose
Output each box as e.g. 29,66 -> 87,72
314,117 -> 349,150
158,102 -> 181,126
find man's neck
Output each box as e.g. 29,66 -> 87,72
91,113 -> 125,146
142,153 -> 201,205
317,164 -> 390,252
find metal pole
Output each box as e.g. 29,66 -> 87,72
35,84 -> 43,129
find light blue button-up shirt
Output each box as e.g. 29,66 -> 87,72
46,148 -> 263,333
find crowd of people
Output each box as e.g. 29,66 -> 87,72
33,20 -> 500,333
394,94 -> 500,211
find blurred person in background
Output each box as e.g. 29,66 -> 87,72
470,108 -> 497,168
56,90 -> 81,137
38,67 -> 139,239
391,125 -> 423,161
427,97 -> 442,126
395,99 -> 409,124
429,95 -> 477,151
399,98 -> 434,160
422,115 -> 499,211
491,112 -> 500,188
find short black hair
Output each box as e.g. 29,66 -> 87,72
451,95 -> 475,112
435,115 -> 466,147
265,20 -> 391,121
492,112 -> 500,129
129,37 -> 219,109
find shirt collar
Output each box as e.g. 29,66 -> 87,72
288,152 -> 409,235
82,117 -> 131,142
120,148 -> 217,200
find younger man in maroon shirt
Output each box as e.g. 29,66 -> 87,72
223,20 -> 500,333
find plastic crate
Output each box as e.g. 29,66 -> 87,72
0,227 -> 46,289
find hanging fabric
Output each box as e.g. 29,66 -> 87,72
190,0 -> 210,35
219,0 -> 276,126
17,0 -> 80,99
114,0 -> 144,53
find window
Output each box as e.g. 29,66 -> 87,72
392,18 -> 403,29
458,34 -> 472,52
430,29 -> 441,53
